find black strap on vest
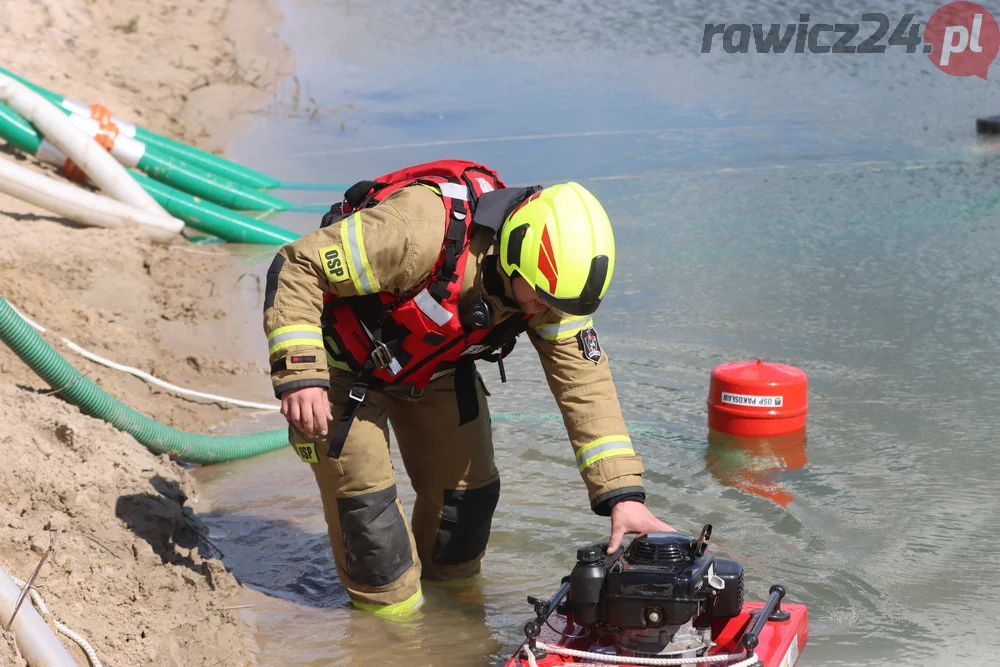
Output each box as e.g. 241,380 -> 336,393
455,313 -> 532,424
327,320 -> 393,459
319,203 -> 349,229
344,180 -> 387,210
430,184 -> 468,296
455,358 -> 479,426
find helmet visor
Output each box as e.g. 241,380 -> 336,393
535,254 -> 610,316
537,288 -> 601,316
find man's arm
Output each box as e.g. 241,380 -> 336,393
528,315 -> 674,550
527,315 -> 645,514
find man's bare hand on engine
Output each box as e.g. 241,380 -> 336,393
607,501 -> 675,553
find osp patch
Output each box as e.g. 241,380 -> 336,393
319,243 -> 349,283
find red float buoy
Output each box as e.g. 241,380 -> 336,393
707,360 -> 808,437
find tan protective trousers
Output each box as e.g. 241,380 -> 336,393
290,371 -> 500,609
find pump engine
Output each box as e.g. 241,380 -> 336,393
568,525 -> 744,658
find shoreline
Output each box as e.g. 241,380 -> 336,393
0,0 -> 294,664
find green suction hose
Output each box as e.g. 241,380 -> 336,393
0,297 -> 290,464
136,150 -> 314,212
130,130 -> 349,195
131,173 -> 299,244
0,102 -> 40,153
0,294 -> 675,464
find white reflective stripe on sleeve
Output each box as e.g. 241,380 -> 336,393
576,435 -> 634,471
341,212 -> 378,294
267,325 -> 324,354
268,329 -> 323,346
438,182 -> 469,201
109,134 -> 146,168
413,289 -> 453,326
535,317 -> 593,341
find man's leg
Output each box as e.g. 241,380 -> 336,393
389,372 -> 500,582
294,382 -> 423,614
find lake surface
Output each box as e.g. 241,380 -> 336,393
195,1 -> 1000,664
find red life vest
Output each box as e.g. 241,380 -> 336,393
320,160 -> 526,389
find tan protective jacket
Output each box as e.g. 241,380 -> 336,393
263,184 -> 645,513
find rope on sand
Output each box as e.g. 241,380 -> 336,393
9,574 -> 103,667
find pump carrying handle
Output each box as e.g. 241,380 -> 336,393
742,585 -> 791,653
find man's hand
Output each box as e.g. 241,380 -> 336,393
607,500 -> 676,553
280,386 -> 333,439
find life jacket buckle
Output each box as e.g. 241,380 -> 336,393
370,340 -> 401,375
361,321 -> 402,376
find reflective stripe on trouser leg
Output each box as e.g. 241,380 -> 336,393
389,371 -> 500,581
306,381 -> 422,608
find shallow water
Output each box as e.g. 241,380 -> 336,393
196,1 -> 1000,664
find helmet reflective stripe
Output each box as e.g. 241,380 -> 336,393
534,317 -> 593,341
499,183 -> 615,316
340,213 -> 379,295
576,435 -> 634,471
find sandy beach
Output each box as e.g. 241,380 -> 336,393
0,0 -> 293,663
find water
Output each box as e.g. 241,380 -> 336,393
195,1 -> 1000,664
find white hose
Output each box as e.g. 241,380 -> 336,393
0,73 -> 164,216
9,573 -> 102,667
520,642 -> 761,667
60,97 -> 139,138
0,566 -> 79,667
7,300 -> 279,411
66,115 -> 146,169
34,116 -> 147,172
62,338 -> 279,410
0,156 -> 182,244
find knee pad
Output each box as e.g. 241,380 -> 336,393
338,485 -> 413,587
433,479 -> 501,566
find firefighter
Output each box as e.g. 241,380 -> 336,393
263,161 -> 674,615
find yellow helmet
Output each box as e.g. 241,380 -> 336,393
499,182 -> 615,316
